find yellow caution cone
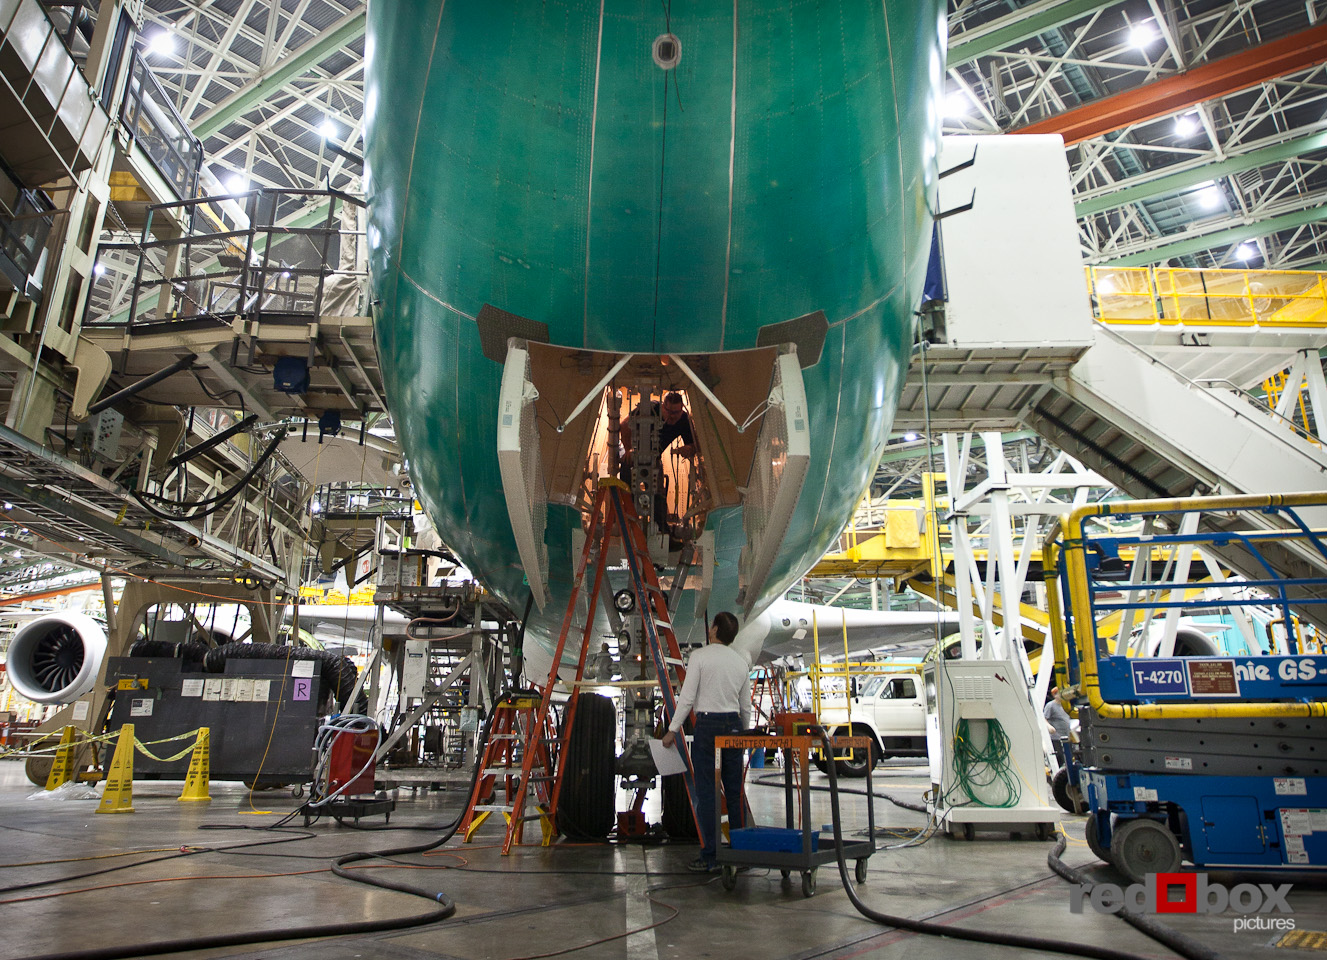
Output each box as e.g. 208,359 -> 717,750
96,724 -> 135,814
178,727 -> 211,803
45,725 -> 78,791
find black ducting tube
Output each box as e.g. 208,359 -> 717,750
203,642 -> 357,706
88,354 -> 197,415
812,725 -> 1186,960
127,639 -> 182,659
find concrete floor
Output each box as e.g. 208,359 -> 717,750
0,758 -> 1324,960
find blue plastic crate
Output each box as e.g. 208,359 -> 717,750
728,826 -> 818,853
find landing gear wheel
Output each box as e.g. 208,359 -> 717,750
1084,812 -> 1111,863
721,865 -> 737,891
555,693 -> 615,840
1051,768 -> 1087,814
961,822 -> 975,841
801,869 -> 817,898
1112,818 -> 1181,884
661,773 -> 694,840
854,859 -> 868,883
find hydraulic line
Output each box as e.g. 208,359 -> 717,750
812,725 -> 1193,960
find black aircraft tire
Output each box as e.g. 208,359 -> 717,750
555,693 -> 615,840
662,773 -> 696,840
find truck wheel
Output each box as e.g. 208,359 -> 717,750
834,734 -> 876,778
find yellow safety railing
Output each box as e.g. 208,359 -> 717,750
1052,491 -> 1327,721
1086,266 -> 1327,328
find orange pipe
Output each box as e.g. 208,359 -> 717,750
1015,22 -> 1327,146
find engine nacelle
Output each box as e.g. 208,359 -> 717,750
6,612 -> 108,704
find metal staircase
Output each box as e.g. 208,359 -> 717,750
894,135 -> 1327,624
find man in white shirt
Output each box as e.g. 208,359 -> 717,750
662,611 -> 751,872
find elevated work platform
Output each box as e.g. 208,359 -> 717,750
896,136 -> 1327,621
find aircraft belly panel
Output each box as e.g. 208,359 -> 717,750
366,0 -> 943,656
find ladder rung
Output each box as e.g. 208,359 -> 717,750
482,767 -> 518,776
518,814 -> 546,822
528,775 -> 554,783
490,733 -> 519,740
473,804 -> 514,812
664,657 -> 685,666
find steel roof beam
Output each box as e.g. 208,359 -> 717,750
1105,203 -> 1327,266
1015,21 -> 1327,145
192,10 -> 365,141
947,0 -> 1122,68
1076,129 -> 1327,217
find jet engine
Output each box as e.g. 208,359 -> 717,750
6,612 -> 108,704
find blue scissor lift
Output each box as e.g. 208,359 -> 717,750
1045,493 -> 1327,882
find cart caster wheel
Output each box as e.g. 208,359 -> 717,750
721,865 -> 737,891
291,783 -> 305,799
854,859 -> 868,883
962,822 -> 975,841
780,869 -> 791,882
1035,822 -> 1053,842
801,869 -> 817,898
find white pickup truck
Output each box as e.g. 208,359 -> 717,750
813,671 -> 928,776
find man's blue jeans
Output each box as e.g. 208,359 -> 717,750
691,712 -> 744,864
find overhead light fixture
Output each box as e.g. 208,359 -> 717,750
1235,242 -> 1256,261
943,92 -> 971,119
1199,187 -> 1222,210
1174,114 -> 1198,137
225,174 -> 247,195
146,31 -> 175,59
93,263 -> 106,276
1129,21 -> 1156,49
903,432 -> 920,442
319,118 -> 338,140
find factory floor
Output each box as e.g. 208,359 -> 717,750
1,758 -> 1324,960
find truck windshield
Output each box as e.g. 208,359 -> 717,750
858,676 -> 886,698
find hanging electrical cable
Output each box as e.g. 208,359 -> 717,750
131,427 -> 289,521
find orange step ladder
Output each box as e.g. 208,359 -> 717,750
457,695 -> 558,846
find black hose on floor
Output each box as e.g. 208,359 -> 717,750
812,725 -> 1190,960
1046,835 -> 1223,960
12,694 -> 519,960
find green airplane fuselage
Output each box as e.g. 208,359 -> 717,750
365,1 -> 945,661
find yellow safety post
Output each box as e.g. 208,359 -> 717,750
44,725 -> 78,791
178,727 -> 211,803
96,724 -> 135,814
